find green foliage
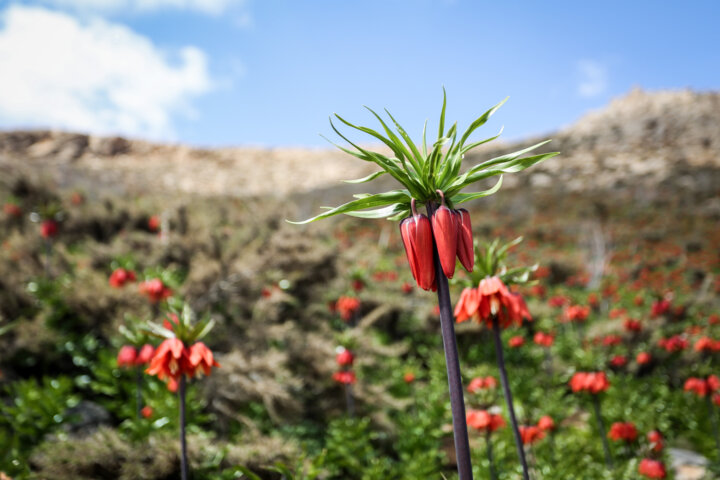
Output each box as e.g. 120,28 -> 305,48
293,91 -> 558,223
0,376 -> 79,474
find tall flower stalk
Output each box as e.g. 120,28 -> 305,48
144,301 -> 219,480
293,91 -> 557,479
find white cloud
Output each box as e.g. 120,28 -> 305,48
0,5 -> 213,139
36,0 -> 242,16
577,60 -> 608,98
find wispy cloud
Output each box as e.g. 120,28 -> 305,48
576,60 -> 608,98
0,5 -> 213,139
35,0 -> 244,16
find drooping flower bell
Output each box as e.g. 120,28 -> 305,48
40,219 -> 58,238
466,409 -> 505,433
188,341 -> 220,377
109,268 -> 137,288
335,347 -> 355,367
400,199 -> 435,291
146,337 -> 192,391
431,190 -> 457,279
117,345 -> 138,367
455,208 -> 474,272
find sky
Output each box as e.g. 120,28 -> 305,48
0,0 -> 718,147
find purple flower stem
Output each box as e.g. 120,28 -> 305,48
427,202 -> 473,480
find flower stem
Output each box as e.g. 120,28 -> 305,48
135,366 -> 143,420
492,316 -> 530,480
592,394 -> 613,469
427,203 -> 473,480
179,375 -> 189,480
345,383 -> 355,418
706,395 -> 720,458
486,431 -> 498,480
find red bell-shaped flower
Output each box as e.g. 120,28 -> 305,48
431,192 -> 457,278
455,208 -> 474,272
400,200 -> 435,291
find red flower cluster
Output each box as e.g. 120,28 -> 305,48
608,422 -> 638,442
601,335 -> 622,347
335,348 -> 354,366
109,268 -> 136,288
638,458 -> 666,479
3,203 -> 22,218
658,335 -> 688,353
647,430 -> 664,453
651,299 -> 671,318
684,375 -> 720,397
332,370 -> 357,385
139,279 -> 172,303
335,296 -> 360,322
117,344 -> 155,368
694,337 -> 720,353
455,277 -> 531,329
562,304 -> 590,323
148,215 -> 161,232
636,352 -> 652,365
508,335 -> 525,348
399,199 -> 474,290
537,415 -> 555,432
40,219 -> 58,238
467,376 -> 497,393
609,355 -> 627,368
533,332 -> 554,347
569,371 -> 610,394
466,409 -> 505,433
548,295 -> 570,308
146,338 -> 219,391
519,425 -> 545,445
623,319 -> 643,333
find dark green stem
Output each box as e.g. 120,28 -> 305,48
135,366 -> 143,420
486,431 -> 498,480
492,316 -> 530,480
706,394 -> 720,459
179,375 -> 189,480
592,395 -> 613,469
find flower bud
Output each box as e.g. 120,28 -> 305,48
455,208 -> 474,272
431,204 -> 457,278
400,210 -> 435,291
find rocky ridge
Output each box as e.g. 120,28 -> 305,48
0,88 -> 718,199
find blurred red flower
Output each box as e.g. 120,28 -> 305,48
658,335 -> 688,353
636,352 -> 652,365
3,203 -> 21,218
467,376 -> 497,393
117,345 -> 137,368
562,305 -> 590,323
332,370 -> 357,385
533,332 -> 554,348
601,335 -> 622,347
548,295 -> 569,308
466,409 -> 505,433
40,219 -> 58,238
638,458 -> 666,479
403,371 -> 415,384
608,422 -> 637,442
519,425 -> 545,445
139,279 -> 172,303
508,335 -> 525,348
141,406 -> 153,419
109,268 -> 136,288
335,296 -> 361,322
136,344 -> 155,365
569,371 -> 610,394
623,319 -> 642,333
683,376 -> 720,397
651,299 -> 671,318
455,277 -> 529,329
188,342 -> 220,377
336,348 -> 354,366
146,338 -> 192,391
647,430 -> 663,452
609,355 -> 627,368
537,415 -> 555,432
148,215 -> 160,232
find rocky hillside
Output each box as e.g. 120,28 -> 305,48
1,88 -> 718,199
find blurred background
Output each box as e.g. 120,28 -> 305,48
1,1 -> 719,479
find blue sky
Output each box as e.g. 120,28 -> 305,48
0,0 -> 718,147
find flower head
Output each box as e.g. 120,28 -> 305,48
537,415 -> 555,432
333,370 -> 357,385
466,409 -> 505,433
146,338 -> 192,391
608,422 -> 638,442
335,296 -> 361,321
188,342 -> 220,377
336,347 -> 355,367
117,345 -> 137,368
569,371 -> 610,395
519,425 -> 545,445
467,376 -> 497,393
455,276 -> 527,329
533,332 -> 554,348
139,278 -> 172,303
109,268 -> 136,288
508,335 -> 525,348
638,458 -> 666,479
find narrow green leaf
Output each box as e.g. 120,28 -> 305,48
384,108 -> 424,165
289,190 -> 411,224
455,97 -> 508,153
421,119 -> 428,158
448,175 -> 503,204
438,86 -> 447,140
362,107 -> 421,174
343,171 -> 386,184
345,203 -> 406,219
